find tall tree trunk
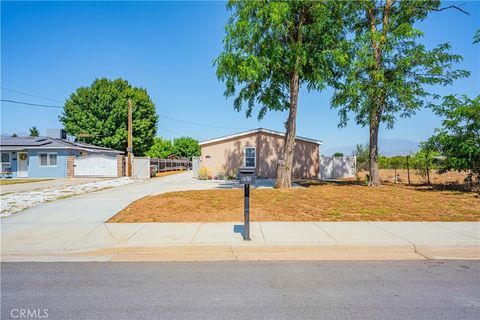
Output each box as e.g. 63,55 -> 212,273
275,71 -> 299,189
368,116 -> 381,187
366,2 -> 390,188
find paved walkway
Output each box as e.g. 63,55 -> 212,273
2,171 -> 479,261
1,177 -> 105,194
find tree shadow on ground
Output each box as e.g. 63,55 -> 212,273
406,182 -> 479,197
295,179 -> 363,188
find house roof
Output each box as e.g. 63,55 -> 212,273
0,136 -> 123,154
199,128 -> 322,146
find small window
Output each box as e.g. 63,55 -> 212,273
1,152 -> 10,164
39,153 -> 48,166
1,152 -> 11,172
38,152 -> 57,167
49,154 -> 57,166
244,147 -> 256,167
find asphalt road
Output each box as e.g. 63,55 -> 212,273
1,261 -> 479,320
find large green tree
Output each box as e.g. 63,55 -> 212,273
146,137 -> 174,159
424,94 -> 480,186
331,0 -> 469,186
60,78 -> 158,155
216,0 -> 347,188
172,137 -> 200,159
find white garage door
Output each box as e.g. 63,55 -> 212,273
74,154 -> 117,177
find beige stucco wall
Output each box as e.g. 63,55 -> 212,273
200,132 -> 319,179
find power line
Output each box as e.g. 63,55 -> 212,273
157,125 -> 184,136
0,99 -> 63,109
1,87 -> 64,103
1,97 -> 248,131
158,114 -> 248,130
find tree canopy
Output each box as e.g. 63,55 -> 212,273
424,94 -> 480,185
216,0 -> 347,188
331,0 -> 469,186
172,137 -> 200,159
146,136 -> 200,159
60,78 -> 158,156
146,137 -> 174,159
29,126 -> 39,137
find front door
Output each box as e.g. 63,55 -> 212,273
18,152 -> 28,178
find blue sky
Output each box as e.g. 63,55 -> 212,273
1,1 -> 479,152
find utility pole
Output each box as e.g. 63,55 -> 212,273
127,99 -> 133,177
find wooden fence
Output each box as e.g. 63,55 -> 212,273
150,158 -> 192,174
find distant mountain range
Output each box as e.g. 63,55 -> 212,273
322,138 -> 419,157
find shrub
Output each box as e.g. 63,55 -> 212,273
198,166 -> 210,180
364,173 -> 370,186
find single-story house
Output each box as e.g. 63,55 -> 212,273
0,129 -> 124,178
199,128 -> 321,179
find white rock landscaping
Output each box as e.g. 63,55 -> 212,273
1,177 -> 135,217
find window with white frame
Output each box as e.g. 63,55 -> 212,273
49,153 -> 57,166
244,147 -> 256,167
38,153 -> 58,167
1,152 -> 11,172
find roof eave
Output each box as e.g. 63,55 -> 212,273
199,128 -> 322,146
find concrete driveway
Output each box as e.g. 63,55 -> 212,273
1,177 -> 105,194
0,171 -> 246,255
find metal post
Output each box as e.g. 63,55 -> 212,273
406,156 -> 411,185
127,99 -> 133,177
243,184 -> 251,241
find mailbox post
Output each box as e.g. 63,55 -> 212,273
238,166 -> 256,241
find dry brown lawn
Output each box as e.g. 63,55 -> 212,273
0,179 -> 52,185
109,181 -> 480,223
358,169 -> 469,185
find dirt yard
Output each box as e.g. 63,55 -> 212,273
358,169 -> 469,185
109,181 -> 480,223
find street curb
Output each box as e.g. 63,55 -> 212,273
414,244 -> 480,260
2,243 -> 479,262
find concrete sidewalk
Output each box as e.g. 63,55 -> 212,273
2,221 -> 478,262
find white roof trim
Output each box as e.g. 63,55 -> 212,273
199,128 -> 322,146
0,146 -> 122,153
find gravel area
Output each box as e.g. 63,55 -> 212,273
1,177 -> 135,217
